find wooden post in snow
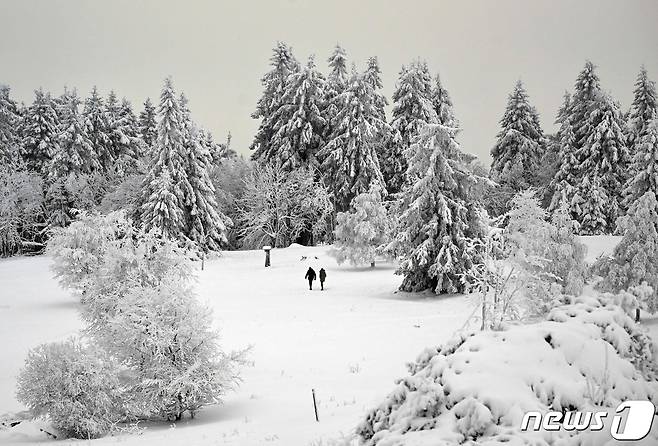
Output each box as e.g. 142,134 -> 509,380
312,388 -> 319,422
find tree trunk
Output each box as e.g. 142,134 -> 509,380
636,308 -> 641,322
370,261 -> 375,268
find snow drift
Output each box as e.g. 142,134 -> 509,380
356,294 -> 658,445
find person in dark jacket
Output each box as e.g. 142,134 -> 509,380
305,267 -> 316,290
319,268 -> 327,290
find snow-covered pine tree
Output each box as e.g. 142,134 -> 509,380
574,92 -> 629,230
332,185 -> 391,267
625,116 -> 658,204
363,57 -> 388,123
549,92 -> 580,211
319,70 -> 386,212
108,97 -> 142,176
431,74 -> 457,128
626,67 -> 657,160
391,123 -> 486,294
20,89 -> 60,174
594,191 -> 658,315
385,61 -> 437,194
250,42 -> 299,161
138,97 -> 158,151
322,44 -> 349,149
490,81 -> 544,191
178,93 -> 230,251
46,176 -> 76,227
140,78 -> 188,238
570,61 -> 602,149
571,174 -> 609,235
0,85 -> 21,162
83,87 -> 113,171
262,55 -> 326,171
50,89 -> 98,181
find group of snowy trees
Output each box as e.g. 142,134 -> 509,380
16,212 -> 247,439
489,62 -> 658,236
0,79 -> 235,256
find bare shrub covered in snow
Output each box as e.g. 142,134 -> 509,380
331,185 -> 391,267
238,164 -> 333,248
356,294 -> 658,445
593,191 -> 658,315
16,339 -> 124,439
465,191 -> 586,329
0,164 -> 45,257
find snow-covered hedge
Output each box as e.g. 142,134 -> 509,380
16,340 -> 124,439
356,294 -> 658,445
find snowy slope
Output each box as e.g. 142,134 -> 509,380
0,245 -> 475,445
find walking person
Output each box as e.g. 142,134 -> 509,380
319,268 -> 326,290
305,267 -> 316,290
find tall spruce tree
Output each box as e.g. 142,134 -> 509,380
108,97 -> 142,176
138,97 -> 158,151
140,78 -> 188,238
50,89 -> 97,181
431,74 -> 457,128
21,89 -> 60,174
319,71 -> 386,212
178,93 -> 229,251
251,42 -> 299,162
259,56 -> 326,171
490,81 -> 544,190
0,85 -> 21,162
574,92 -> 629,231
625,116 -> 658,204
322,45 -> 349,153
392,123 -> 485,294
385,61 -> 437,194
83,87 -> 112,171
627,67 -> 657,160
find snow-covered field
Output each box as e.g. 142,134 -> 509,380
3,235 -> 655,446
1,244 -> 476,445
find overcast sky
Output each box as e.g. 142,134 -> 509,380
2,0 -> 657,164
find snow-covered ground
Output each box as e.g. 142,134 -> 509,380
0,245 -> 476,445
3,235 -> 653,446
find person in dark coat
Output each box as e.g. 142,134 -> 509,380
305,267 -> 316,290
319,268 -> 327,290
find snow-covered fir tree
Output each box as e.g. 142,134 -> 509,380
138,97 -> 158,151
391,123 -> 486,294
83,87 -> 112,171
319,70 -> 386,212
50,89 -> 98,181
0,85 -> 21,162
431,74 -> 457,128
595,191 -> 658,317
107,96 -> 142,176
574,92 -> 629,230
250,42 -> 299,161
489,81 -> 544,190
21,89 -> 60,173
178,93 -> 230,251
384,61 -> 437,194
550,63 -> 602,212
332,185 -> 391,267
363,57 -> 388,123
140,78 -> 188,238
625,116 -> 658,203
258,55 -> 326,171
322,44 -> 349,146
626,66 -> 657,159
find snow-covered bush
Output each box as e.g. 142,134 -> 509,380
16,339 -> 124,439
47,210 -> 132,294
356,294 -> 658,445
238,164 -> 333,248
593,191 -> 658,315
98,283 -> 247,420
0,164 -> 45,257
331,186 -> 391,267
